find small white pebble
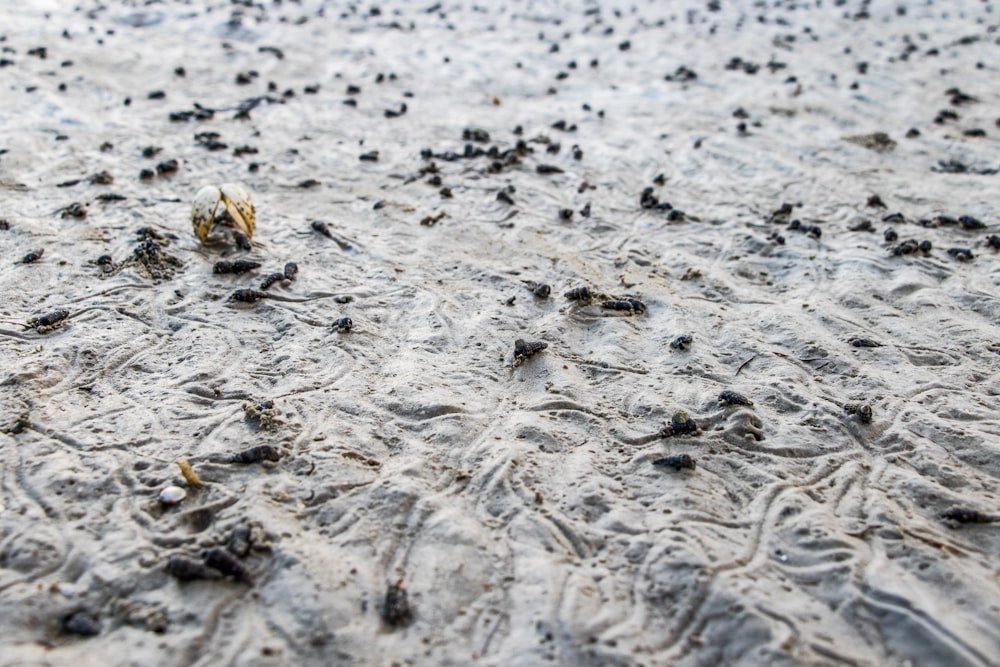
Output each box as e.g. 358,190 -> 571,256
159,485 -> 186,505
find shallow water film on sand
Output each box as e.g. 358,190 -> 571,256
1,0 -> 999,665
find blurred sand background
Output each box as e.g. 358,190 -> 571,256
1,1 -> 999,665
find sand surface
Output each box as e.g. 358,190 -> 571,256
1,1 -> 999,665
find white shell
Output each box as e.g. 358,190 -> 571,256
218,182 -> 256,238
191,185 -> 222,243
159,485 -> 187,505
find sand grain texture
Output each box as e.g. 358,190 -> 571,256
1,1 -> 999,666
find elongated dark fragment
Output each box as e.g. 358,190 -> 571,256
602,297 -> 646,314
719,390 -> 753,406
230,288 -> 269,302
26,309 -> 70,331
564,286 -> 592,302
514,338 -> 547,364
166,556 -> 216,581
230,445 -> 281,463
259,272 -> 286,290
203,547 -> 252,582
22,249 -> 44,264
214,259 -> 261,274
652,453 -> 696,471
947,247 -> 974,261
941,507 -> 993,524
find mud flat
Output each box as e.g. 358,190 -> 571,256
1,1 -> 998,665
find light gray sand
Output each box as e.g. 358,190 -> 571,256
1,1 -> 999,665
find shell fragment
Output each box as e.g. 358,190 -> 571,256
159,485 -> 187,505
191,182 -> 256,244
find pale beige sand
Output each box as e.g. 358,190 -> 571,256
1,1 -> 999,665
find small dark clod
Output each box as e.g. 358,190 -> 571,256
719,390 -> 753,406
640,187 -> 659,209
230,289 -> 269,303
62,612 -> 100,637
844,403 -> 873,424
670,334 -> 693,351
155,159 -> 179,175
848,337 -> 882,348
849,220 -> 874,232
381,580 -> 412,627
311,219 -> 333,237
89,170 -> 114,185
333,317 -> 353,333
462,127 -> 490,143
768,202 -> 795,223
958,215 -> 984,230
213,260 -> 261,274
659,411 -> 698,438
602,297 -> 647,315
536,164 -> 564,174
203,547 -> 251,582
26,309 -> 70,331
230,445 -> 281,464
61,202 -> 87,218
496,189 -> 515,205
652,453 -> 696,471
947,248 -> 974,262
890,239 -> 920,256
359,151 -> 379,162
883,229 -> 899,242
22,248 -> 44,264
985,235 -> 1000,251
531,283 -> 551,298
941,507 -> 993,525
233,231 -> 252,251
228,526 -> 253,558
166,556 -> 216,581
558,208 -> 573,221
283,262 -> 299,281
564,286 -> 592,302
918,240 -> 933,254
514,339 -> 547,365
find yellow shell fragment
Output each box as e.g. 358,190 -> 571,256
190,182 -> 255,244
219,182 -> 256,239
191,185 -> 221,243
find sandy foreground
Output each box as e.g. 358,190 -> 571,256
1,1 -> 998,665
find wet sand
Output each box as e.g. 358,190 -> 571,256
1,1 -> 999,665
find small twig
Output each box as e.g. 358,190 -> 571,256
735,355 -> 756,376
